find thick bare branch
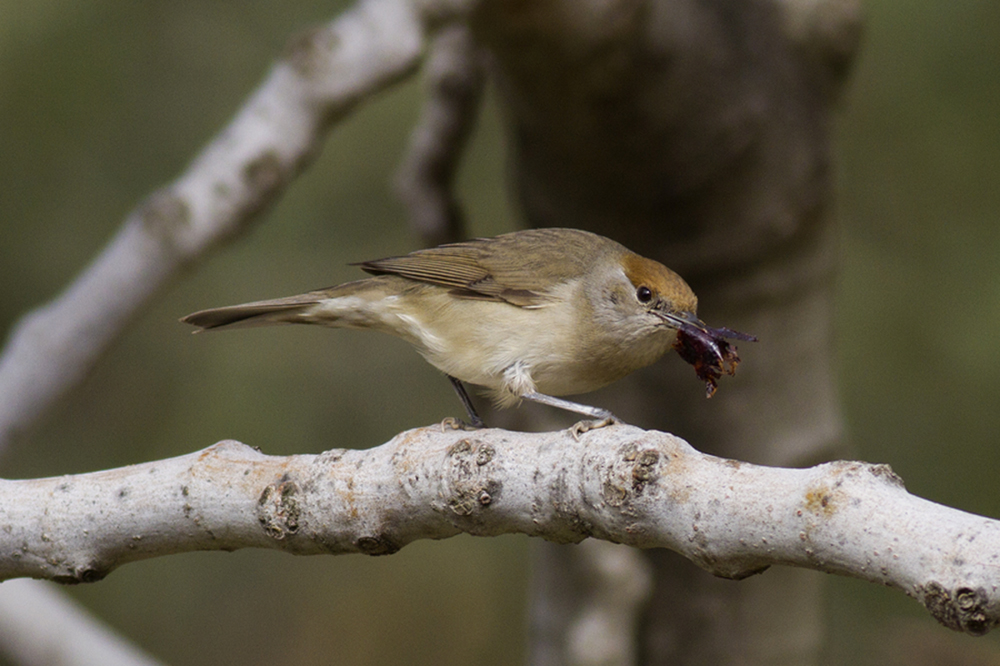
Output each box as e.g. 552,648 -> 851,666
2,424 -> 997,635
0,0 -> 430,454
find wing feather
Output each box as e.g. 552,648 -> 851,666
355,228 -> 615,307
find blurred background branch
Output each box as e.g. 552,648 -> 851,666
0,0 -> 427,456
393,21 -> 485,246
0,580 -> 165,666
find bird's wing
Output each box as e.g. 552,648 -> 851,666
356,228 -> 610,307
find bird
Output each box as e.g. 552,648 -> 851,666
181,227 -> 749,427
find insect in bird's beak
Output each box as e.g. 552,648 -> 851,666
664,313 -> 758,398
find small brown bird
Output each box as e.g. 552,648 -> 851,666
182,228 -> 751,427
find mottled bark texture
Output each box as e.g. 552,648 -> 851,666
469,0 -> 862,663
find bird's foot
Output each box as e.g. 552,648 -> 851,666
570,414 -> 621,440
440,416 -> 485,432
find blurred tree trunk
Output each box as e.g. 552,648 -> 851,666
471,0 -> 862,663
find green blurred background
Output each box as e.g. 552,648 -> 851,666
1,1 -> 998,664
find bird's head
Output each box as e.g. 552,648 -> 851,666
618,252 -> 699,334
582,250 -> 698,352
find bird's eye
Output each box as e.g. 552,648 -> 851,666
636,286 -> 653,303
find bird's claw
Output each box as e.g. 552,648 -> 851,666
440,416 -> 485,432
570,415 -> 621,440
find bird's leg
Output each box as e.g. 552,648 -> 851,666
521,392 -> 615,420
447,375 -> 486,428
520,392 -> 621,437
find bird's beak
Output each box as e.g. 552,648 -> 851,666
656,309 -> 706,331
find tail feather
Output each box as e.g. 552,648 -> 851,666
181,295 -> 323,331
181,277 -> 399,332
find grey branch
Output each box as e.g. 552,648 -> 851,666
1,423 -> 997,636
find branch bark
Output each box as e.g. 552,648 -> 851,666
2,424 -> 998,636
